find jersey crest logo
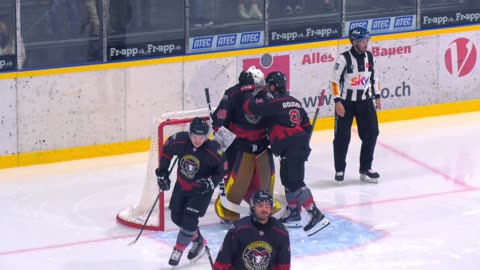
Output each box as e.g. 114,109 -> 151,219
243,241 -> 272,270
180,155 -> 200,179
245,113 -> 262,124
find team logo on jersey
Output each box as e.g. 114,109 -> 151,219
180,155 -> 200,179
245,113 -> 262,124
243,241 -> 272,270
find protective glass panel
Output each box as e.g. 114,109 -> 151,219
107,0 -> 185,61
20,0 -> 103,68
269,0 -> 342,45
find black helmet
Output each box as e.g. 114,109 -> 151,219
349,27 -> 370,43
238,70 -> 254,86
265,71 -> 287,92
250,190 -> 273,215
189,117 -> 209,136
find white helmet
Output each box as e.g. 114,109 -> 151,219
247,66 -> 265,87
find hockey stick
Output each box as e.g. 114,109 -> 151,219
309,89 -> 326,142
204,88 -> 215,136
128,157 -> 178,246
205,245 -> 214,269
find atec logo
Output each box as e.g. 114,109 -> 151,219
445,38 -> 477,77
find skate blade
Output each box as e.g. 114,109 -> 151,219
189,247 -> 207,264
283,221 -> 303,228
305,218 -> 330,237
360,175 -> 379,184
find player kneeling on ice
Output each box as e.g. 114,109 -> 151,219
213,190 -> 291,270
155,117 -> 227,267
247,71 -> 330,236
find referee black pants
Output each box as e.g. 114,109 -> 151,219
333,98 -> 379,173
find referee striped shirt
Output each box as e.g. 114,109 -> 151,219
330,47 -> 380,103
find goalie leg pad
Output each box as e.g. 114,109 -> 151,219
215,152 -> 256,221
254,149 -> 281,214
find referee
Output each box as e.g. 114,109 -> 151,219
330,27 -> 381,184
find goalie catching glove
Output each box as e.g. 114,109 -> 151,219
155,169 -> 171,191
192,177 -> 215,195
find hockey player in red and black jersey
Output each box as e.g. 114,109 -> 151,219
155,117 -> 227,267
212,66 -> 280,223
247,71 -> 330,237
213,190 -> 291,270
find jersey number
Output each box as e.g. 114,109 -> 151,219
289,109 -> 301,125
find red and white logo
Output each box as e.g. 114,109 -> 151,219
243,54 -> 290,90
445,38 -> 477,77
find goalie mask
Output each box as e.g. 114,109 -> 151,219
247,66 -> 265,87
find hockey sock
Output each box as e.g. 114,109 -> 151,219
290,187 -> 315,210
191,229 -> 199,242
285,190 -> 299,208
174,228 -> 195,252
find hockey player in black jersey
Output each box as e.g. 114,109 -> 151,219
155,117 -> 227,267
213,190 -> 291,270
330,27 -> 382,183
247,71 -> 330,236
212,66 -> 280,223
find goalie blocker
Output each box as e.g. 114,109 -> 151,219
214,149 -> 282,221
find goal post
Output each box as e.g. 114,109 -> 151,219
116,108 -> 285,231
116,109 -> 211,231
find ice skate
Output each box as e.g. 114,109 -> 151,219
188,233 -> 207,263
335,171 -> 344,182
359,169 -> 380,184
279,206 -> 302,228
168,247 -> 183,267
303,207 -> 330,236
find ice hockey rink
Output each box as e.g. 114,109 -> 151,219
1,111 -> 479,270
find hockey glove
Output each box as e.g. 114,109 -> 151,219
155,168 -> 171,191
192,177 -> 215,195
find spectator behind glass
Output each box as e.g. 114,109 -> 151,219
85,0 -> 100,35
191,0 -> 214,27
49,0 -> 81,38
238,0 -> 263,20
0,19 -> 26,67
283,0 -> 306,15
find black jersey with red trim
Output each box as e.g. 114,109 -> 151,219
213,216 -> 291,270
212,83 -> 269,153
246,91 -> 312,155
158,131 -> 227,191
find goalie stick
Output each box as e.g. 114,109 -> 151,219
128,157 -> 178,246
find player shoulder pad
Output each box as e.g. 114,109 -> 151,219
271,217 -> 287,229
166,131 -> 189,145
230,216 -> 252,232
207,140 -> 224,157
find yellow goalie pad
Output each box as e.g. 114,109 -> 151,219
215,149 -> 281,221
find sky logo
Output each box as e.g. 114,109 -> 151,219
351,74 -> 370,86
240,32 -> 261,45
192,37 -> 213,50
349,21 -> 368,30
394,16 -> 414,28
216,34 -> 237,47
371,18 -> 391,30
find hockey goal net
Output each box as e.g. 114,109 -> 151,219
116,108 -> 284,231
